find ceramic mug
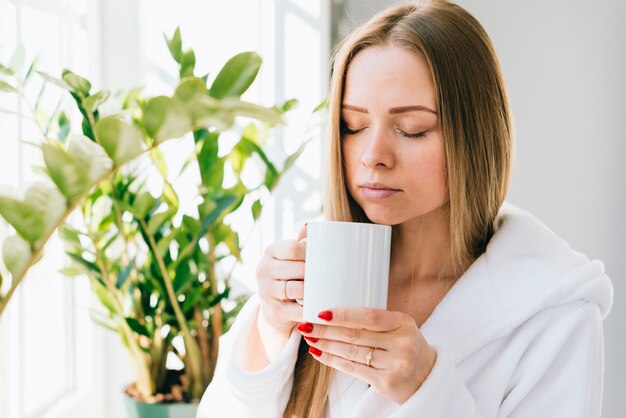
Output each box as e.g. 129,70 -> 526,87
302,221 -> 392,324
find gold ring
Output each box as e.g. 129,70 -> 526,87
283,280 -> 290,301
366,346 -> 375,367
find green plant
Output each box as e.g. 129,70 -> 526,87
0,29 -> 315,402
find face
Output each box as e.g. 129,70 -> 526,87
341,43 -> 449,225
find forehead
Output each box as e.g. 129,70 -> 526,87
343,43 -> 436,110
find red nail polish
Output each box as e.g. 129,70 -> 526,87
297,322 -> 314,333
318,310 -> 333,321
303,336 -> 319,343
309,346 -> 322,357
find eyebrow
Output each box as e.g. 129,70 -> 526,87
342,104 -> 437,115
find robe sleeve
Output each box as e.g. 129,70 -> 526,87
386,301 -> 604,418
197,295 -> 302,418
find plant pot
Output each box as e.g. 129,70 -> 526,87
123,394 -> 199,418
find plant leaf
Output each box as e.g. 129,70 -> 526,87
209,52 -> 262,99
37,71 -> 70,90
9,44 -> 25,74
143,95 -> 192,143
62,69 -> 91,95
220,97 -> 284,125
42,141 -> 91,202
2,235 -> 32,278
0,80 -> 16,93
0,63 -> 13,76
67,135 -> 113,184
95,116 -> 145,166
126,317 -> 150,337
24,182 -> 67,241
165,27 -> 183,63
83,90 -> 110,113
0,196 -> 45,243
91,278 -> 117,315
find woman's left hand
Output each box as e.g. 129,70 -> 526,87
296,307 -> 437,405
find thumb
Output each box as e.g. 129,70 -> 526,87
296,222 -> 308,241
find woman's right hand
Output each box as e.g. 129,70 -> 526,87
255,223 -> 308,336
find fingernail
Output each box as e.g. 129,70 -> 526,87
318,310 -> 333,321
297,322 -> 314,333
303,336 -> 319,343
309,346 -> 322,357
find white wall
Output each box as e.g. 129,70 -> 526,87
339,0 -> 625,416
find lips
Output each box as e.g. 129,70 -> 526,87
359,182 -> 401,199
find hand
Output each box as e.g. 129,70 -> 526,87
296,307 -> 437,405
255,223 -> 308,336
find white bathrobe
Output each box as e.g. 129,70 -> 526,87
197,203 -> 614,417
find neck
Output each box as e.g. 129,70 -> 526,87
389,203 -> 457,286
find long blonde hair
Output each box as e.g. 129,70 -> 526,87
283,1 -> 513,416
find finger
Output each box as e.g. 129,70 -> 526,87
296,322 -> 386,350
275,279 -> 304,301
317,307 -> 406,332
308,346 -> 376,386
268,239 -> 306,261
262,258 -> 305,281
281,300 -> 303,323
303,338 -> 391,370
296,222 -> 308,241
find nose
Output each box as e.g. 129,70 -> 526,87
360,125 -> 395,169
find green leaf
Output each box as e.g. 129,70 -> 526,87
9,44 -> 25,74
213,223 -> 241,261
251,199 -> 262,221
57,112 -> 71,141
264,165 -> 280,190
126,317 -> 150,337
313,98 -> 329,113
24,182 -> 67,240
23,57 -> 38,85
95,116 -> 145,166
37,71 -> 70,90
116,260 -> 134,288
165,27 -> 183,63
42,141 -> 91,202
182,286 -> 204,313
281,98 -> 299,113
173,259 -> 195,295
83,90 -> 110,113
198,132 -> 223,192
143,95 -> 192,142
91,278 -> 117,315
147,211 -> 172,236
220,98 -> 284,125
209,52 -> 262,99
68,253 -> 99,274
59,266 -> 85,277
0,196 -> 45,244
62,69 -> 91,95
132,191 -> 157,219
68,135 -> 113,184
283,137 -> 311,172
2,235 -> 32,278
0,63 -> 13,76
179,49 -> 196,78
0,80 -> 16,93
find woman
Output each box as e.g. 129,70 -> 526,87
198,1 -> 613,417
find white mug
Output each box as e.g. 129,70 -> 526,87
302,221 -> 392,324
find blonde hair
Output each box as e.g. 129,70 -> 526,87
283,1 -> 513,417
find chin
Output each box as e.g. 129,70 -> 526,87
361,206 -> 407,226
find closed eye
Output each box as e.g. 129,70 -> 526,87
340,120 -> 365,136
399,129 -> 427,139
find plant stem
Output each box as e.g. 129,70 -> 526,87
138,217 -> 205,400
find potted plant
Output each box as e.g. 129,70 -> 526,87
0,29 -> 317,417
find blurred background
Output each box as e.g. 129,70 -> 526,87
0,0 -> 623,417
